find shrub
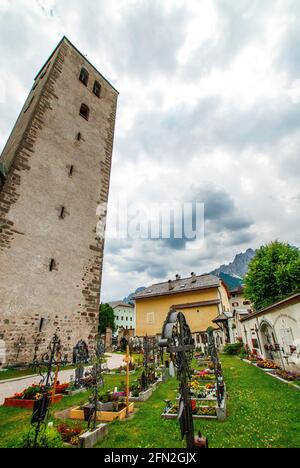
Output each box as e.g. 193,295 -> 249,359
238,347 -> 248,358
9,426 -> 63,448
223,342 -> 244,355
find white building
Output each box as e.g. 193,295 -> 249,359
240,292 -> 300,371
109,301 -> 136,335
229,286 -> 253,343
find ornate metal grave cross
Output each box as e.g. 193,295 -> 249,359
26,333 -> 62,448
142,335 -> 152,390
73,340 -> 89,388
84,338 -> 105,430
207,329 -> 224,408
123,345 -> 132,416
160,310 -> 208,449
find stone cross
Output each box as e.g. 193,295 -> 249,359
123,345 -> 132,416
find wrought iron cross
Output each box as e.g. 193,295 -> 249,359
85,337 -> 105,430
159,310 -> 207,449
123,345 -> 132,416
26,333 -> 62,448
207,329 -> 224,407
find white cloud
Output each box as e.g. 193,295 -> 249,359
1,0 -> 300,301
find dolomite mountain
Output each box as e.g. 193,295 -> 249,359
123,249 -> 256,303
210,248 -> 255,279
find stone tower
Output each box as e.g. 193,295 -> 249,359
0,37 -> 118,365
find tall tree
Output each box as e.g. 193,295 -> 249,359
245,241 -> 300,310
99,303 -> 116,335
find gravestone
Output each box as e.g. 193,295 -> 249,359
0,340 -> 6,368
105,328 -> 112,352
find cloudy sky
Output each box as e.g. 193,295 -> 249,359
1,0 -> 300,301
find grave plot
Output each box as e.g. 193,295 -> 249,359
69,343 -> 135,435
158,310 -> 209,448
162,328 -> 227,423
105,337 -> 163,403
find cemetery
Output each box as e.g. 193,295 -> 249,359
0,320 -> 299,449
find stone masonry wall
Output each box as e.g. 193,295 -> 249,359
0,38 -> 118,365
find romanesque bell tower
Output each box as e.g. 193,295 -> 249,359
0,37 -> 118,365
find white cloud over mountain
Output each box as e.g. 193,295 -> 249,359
1,0 -> 300,300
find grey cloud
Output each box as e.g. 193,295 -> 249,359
191,185 -> 253,235
72,0 -> 189,80
1,0 -> 300,301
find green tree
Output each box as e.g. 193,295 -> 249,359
99,303 -> 116,334
244,241 -> 300,310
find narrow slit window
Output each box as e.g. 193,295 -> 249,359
77,132 -> 82,141
69,165 -> 74,177
39,318 -> 44,332
79,67 -> 89,86
49,259 -> 55,272
93,80 -> 101,98
79,103 -> 89,121
0,173 -> 5,193
59,206 -> 65,219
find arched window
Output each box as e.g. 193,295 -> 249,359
79,103 -> 90,121
79,67 -> 89,86
93,80 -> 101,98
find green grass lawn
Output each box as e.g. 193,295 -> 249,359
0,368 -> 38,381
0,370 -> 142,448
97,355 -> 300,449
0,356 -> 299,448
0,361 -> 112,382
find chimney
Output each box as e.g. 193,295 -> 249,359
168,280 -> 174,290
191,272 -> 197,283
175,274 -> 181,281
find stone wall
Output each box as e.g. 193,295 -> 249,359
0,38 -> 118,364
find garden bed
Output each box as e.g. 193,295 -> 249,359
64,387 -> 87,396
161,406 -> 217,420
3,394 -> 63,409
267,372 -> 300,389
69,403 -> 135,422
129,387 -> 153,402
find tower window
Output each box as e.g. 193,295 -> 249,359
77,132 -> 82,141
69,165 -> 74,177
49,259 -> 56,272
93,80 -> 101,98
79,67 -> 89,86
39,318 -> 44,332
80,103 -> 90,121
0,172 -> 5,193
59,206 -> 65,219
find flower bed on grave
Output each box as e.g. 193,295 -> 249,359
57,423 -> 86,447
70,390 -> 134,422
3,384 -> 63,408
246,353 -> 262,363
256,360 -> 280,370
272,369 -> 300,384
162,401 -> 217,420
192,370 -> 216,382
190,381 -> 217,399
109,369 -> 162,403
69,401 -> 134,423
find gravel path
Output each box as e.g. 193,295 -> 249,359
0,353 -> 124,405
